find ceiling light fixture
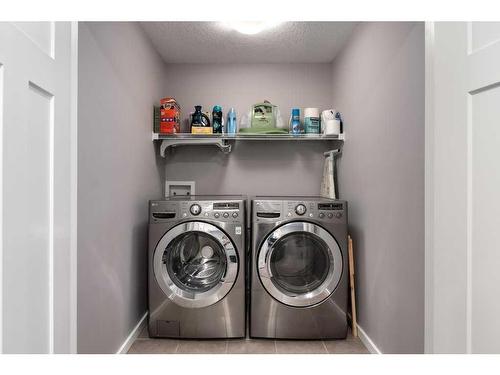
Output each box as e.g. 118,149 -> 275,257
221,21 -> 283,35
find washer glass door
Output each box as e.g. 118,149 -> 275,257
258,222 -> 342,307
154,221 -> 238,308
167,231 -> 226,292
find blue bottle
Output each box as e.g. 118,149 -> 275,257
226,108 -> 237,134
290,108 -> 303,134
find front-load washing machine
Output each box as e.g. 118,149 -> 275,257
250,196 -> 348,339
148,196 -> 246,338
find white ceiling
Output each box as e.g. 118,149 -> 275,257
140,22 -> 358,64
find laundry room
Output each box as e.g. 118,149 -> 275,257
74,21 -> 425,355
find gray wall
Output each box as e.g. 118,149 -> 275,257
76,22 -> 424,354
331,22 -> 425,353
164,63 -> 335,197
77,22 -> 164,353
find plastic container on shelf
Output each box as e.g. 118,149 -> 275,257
239,100 -> 287,134
289,108 -> 303,134
190,105 -> 212,134
212,105 -> 224,134
226,108 -> 237,135
159,97 -> 181,134
304,107 -> 321,134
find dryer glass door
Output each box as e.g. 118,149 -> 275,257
258,222 -> 342,307
154,221 -> 238,308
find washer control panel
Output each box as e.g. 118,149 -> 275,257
180,201 -> 241,222
150,200 -> 243,223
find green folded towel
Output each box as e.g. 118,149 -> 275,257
238,127 -> 289,134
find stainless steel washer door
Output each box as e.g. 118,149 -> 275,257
153,221 -> 238,308
257,222 -> 342,307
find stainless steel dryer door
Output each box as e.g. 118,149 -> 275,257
257,222 -> 342,307
153,221 -> 238,308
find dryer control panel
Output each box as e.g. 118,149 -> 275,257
253,198 -> 347,223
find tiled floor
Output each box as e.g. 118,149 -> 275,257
127,326 -> 370,354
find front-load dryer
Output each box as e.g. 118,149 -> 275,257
250,196 -> 348,339
148,196 -> 246,338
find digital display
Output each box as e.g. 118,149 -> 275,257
318,203 -> 343,211
213,202 -> 239,210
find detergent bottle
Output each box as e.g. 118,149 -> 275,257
226,108 -> 237,135
190,105 -> 212,134
212,105 -> 223,134
289,108 -> 303,134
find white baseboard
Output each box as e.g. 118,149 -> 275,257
116,311 -> 148,354
357,324 -> 382,354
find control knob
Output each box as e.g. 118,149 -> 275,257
190,204 -> 201,216
295,204 -> 307,216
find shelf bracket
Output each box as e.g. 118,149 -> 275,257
160,138 -> 232,157
324,148 -> 342,158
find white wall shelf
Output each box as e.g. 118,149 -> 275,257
153,133 -> 345,157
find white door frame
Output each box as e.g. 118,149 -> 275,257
68,20 -> 79,355
425,20 -> 470,354
424,21 -> 435,354
425,21 -> 500,354
0,35 -> 4,356
0,21 -> 78,354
